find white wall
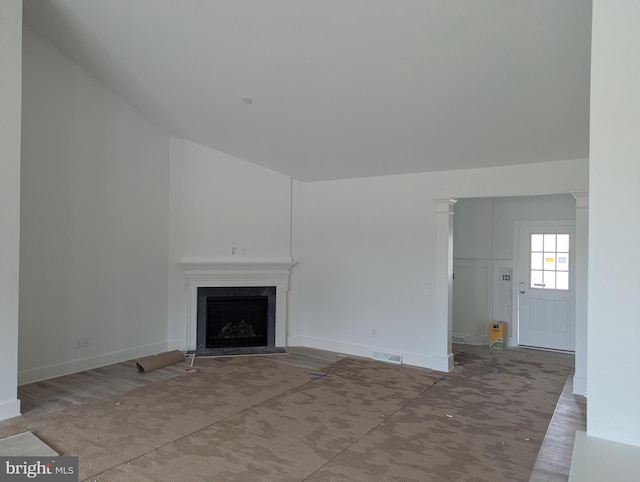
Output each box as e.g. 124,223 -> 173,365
18,28 -> 171,384
454,195 -> 577,259
453,198 -> 493,259
0,0 -> 22,420
291,174 -> 436,366
289,159 -> 588,370
167,138 -> 292,347
588,0 -> 640,447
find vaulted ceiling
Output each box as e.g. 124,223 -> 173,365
23,0 -> 592,181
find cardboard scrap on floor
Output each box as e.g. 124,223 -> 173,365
136,350 -> 185,373
0,432 -> 59,456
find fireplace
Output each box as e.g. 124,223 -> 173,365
197,286 -> 276,351
181,258 -> 295,354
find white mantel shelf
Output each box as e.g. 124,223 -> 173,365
180,257 -> 296,272
180,257 -> 295,351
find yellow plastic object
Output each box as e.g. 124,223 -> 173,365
489,322 -> 505,350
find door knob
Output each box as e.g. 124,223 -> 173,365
519,281 -> 525,294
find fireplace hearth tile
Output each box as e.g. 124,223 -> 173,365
188,346 -> 287,357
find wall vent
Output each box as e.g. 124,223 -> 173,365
372,351 -> 403,365
452,335 -> 466,344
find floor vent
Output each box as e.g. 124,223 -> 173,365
452,335 -> 466,344
372,351 -> 403,365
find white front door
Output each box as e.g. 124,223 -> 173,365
517,224 -> 576,351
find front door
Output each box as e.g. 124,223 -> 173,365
517,224 -> 576,351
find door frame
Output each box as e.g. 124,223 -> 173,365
512,220 -> 576,349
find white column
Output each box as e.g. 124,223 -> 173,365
572,192 -> 588,396
0,0 -> 22,421
433,198 -> 457,372
587,0 -> 640,446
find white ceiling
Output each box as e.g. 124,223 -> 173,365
23,0 -> 592,181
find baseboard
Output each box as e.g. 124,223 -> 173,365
452,332 -> 470,344
452,335 -> 489,347
573,375 -> 588,397
430,353 -> 454,373
18,341 -> 171,386
290,336 -> 439,371
286,335 -> 305,346
0,398 -> 21,422
166,339 -> 187,351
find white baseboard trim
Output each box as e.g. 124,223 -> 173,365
18,341 -> 171,386
430,353 -> 454,373
0,398 -> 21,422
452,332 -> 470,344
166,339 -> 187,351
289,336 -> 439,371
286,335 -> 305,346
573,375 -> 587,397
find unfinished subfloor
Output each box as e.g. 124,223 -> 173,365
0,346 -> 582,481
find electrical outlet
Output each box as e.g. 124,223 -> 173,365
231,247 -> 237,255
75,336 -> 89,349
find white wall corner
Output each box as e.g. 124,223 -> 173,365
572,191 -> 589,209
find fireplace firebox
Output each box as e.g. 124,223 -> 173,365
196,286 -> 276,353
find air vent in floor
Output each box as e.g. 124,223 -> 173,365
372,351 -> 403,365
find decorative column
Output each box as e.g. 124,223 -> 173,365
433,198 -> 457,372
572,191 -> 589,396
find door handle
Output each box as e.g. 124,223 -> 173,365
519,282 -> 525,294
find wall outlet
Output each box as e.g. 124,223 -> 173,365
231,247 -> 237,255
75,336 -> 89,349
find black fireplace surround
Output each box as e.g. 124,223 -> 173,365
196,286 -> 276,354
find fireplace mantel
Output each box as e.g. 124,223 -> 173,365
180,257 -> 295,351
180,257 -> 296,273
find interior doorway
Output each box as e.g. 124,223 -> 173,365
451,195 -> 578,350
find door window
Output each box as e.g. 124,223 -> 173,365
530,233 -> 570,290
